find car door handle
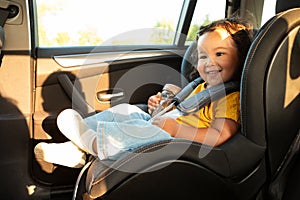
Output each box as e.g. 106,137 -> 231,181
97,89 -> 124,102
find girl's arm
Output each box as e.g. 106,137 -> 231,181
151,117 -> 239,146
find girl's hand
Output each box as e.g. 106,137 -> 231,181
151,116 -> 179,137
147,92 -> 162,114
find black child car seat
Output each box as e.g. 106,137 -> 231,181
73,4 -> 300,200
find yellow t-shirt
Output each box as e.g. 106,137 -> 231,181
176,82 -> 240,128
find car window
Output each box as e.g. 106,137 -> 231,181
261,0 -> 276,25
185,0 -> 226,44
35,0 -> 226,48
36,0 -> 184,47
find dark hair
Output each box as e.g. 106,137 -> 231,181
197,18 -> 254,77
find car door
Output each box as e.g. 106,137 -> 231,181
0,0 -> 227,198
31,0 -> 192,188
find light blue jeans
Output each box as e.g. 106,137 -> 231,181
83,104 -> 172,160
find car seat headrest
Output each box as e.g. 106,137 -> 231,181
181,40 -> 199,87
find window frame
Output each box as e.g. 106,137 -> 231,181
31,0 -> 231,58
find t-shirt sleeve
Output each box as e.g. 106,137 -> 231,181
214,91 -> 240,124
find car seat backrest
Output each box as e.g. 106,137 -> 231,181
241,8 -> 300,178
276,0 -> 300,14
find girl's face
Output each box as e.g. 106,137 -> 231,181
197,27 -> 239,87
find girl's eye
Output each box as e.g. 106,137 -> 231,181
199,55 -> 207,59
216,52 -> 224,56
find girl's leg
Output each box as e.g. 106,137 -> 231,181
84,103 -> 151,131
56,103 -> 150,154
56,109 -> 98,156
96,119 -> 172,160
57,106 -> 171,160
34,109 -> 99,168
36,104 -> 169,167
33,105 -> 151,167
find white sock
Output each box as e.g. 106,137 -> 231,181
80,129 -> 98,156
57,109 -> 97,155
34,141 -> 86,168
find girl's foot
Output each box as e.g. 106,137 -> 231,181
34,141 -> 86,168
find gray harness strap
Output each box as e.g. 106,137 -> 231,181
175,79 -> 240,115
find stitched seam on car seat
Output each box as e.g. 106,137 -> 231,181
241,15 -> 279,136
91,140 -> 210,186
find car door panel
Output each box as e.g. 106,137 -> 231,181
32,48 -> 183,185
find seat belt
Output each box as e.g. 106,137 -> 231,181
176,81 -> 240,115
150,77 -> 240,120
173,77 -> 204,104
149,77 -> 204,120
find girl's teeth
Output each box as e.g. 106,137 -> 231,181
207,70 -> 219,74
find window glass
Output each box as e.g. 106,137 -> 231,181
185,0 -> 226,44
261,0 -> 276,25
36,0 -> 184,47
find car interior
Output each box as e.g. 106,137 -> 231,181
0,0 -> 300,199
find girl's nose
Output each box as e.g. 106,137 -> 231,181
205,57 -> 216,67
197,55 -> 216,67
